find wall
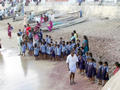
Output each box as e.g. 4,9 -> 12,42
24,2 -> 120,19
81,4 -> 120,19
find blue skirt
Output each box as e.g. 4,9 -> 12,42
52,52 -> 55,57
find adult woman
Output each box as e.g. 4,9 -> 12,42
82,35 -> 89,53
70,33 -> 75,42
7,23 -> 13,38
48,20 -> 53,32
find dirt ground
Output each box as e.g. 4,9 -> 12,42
0,16 -> 120,90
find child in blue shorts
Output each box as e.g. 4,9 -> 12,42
40,43 -> 46,59
34,44 -> 40,60
27,40 -> 34,56
56,44 -> 61,60
62,43 -> 66,60
51,43 -> 55,60
22,42 -> 27,56
54,44 -> 57,61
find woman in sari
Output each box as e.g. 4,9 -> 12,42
82,35 -> 89,53
7,23 -> 13,38
70,33 -> 75,42
48,20 -> 53,32
36,21 -> 41,28
40,14 -> 44,24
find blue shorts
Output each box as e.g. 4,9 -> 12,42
22,51 -> 25,53
41,52 -> 45,55
34,54 -> 39,57
62,52 -> 66,56
57,55 -> 61,58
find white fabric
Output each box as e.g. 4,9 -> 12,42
66,54 -> 78,73
102,70 -> 120,90
35,17 -> 40,22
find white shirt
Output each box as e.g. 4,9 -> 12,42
0,11 -> 2,16
66,54 -> 78,69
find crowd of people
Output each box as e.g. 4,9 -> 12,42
0,0 -> 24,20
15,21 -> 110,86
6,21 -> 118,86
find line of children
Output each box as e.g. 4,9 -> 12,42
17,25 -> 111,86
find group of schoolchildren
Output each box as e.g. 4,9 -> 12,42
17,28 -> 111,86
76,50 -> 109,86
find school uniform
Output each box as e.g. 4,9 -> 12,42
41,45 -> 46,54
45,37 -> 49,44
87,62 -> 93,78
82,54 -> 87,62
47,46 -> 52,55
46,46 -> 50,55
92,63 -> 97,77
85,62 -> 89,76
81,49 -> 85,55
34,47 -> 39,56
71,43 -> 76,48
18,31 -> 23,36
38,31 -> 43,41
27,42 -> 33,51
97,65 -> 103,80
56,47 -> 61,57
54,47 -> 57,56
76,47 -> 80,54
59,41 -> 63,45
51,46 -> 55,57
28,32 -> 33,39
48,38 -> 51,44
79,56 -> 85,70
22,44 -> 26,53
75,48 -> 78,54
62,46 -> 66,56
65,46 -> 70,55
102,66 -> 109,80
69,45 -> 73,52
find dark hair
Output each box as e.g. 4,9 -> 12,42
77,43 -> 80,47
73,30 -> 76,33
60,37 -> 62,39
92,58 -> 96,62
98,61 -> 103,65
71,32 -> 74,36
49,36 -> 51,38
17,33 -> 20,36
83,35 -> 89,51
115,62 -> 120,67
104,62 -> 108,66
89,52 -> 93,57
66,42 -> 69,45
83,35 -> 88,40
34,44 -> 37,48
19,29 -> 21,31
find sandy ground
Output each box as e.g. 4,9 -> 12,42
0,15 -> 120,90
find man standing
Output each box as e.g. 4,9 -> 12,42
66,51 -> 78,85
